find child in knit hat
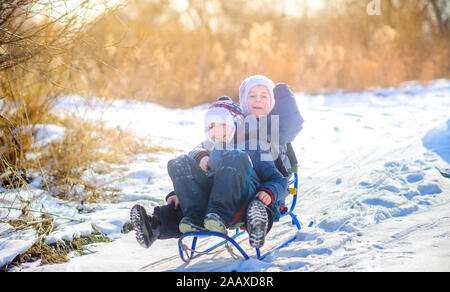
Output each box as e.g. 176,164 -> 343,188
238,75 -> 304,218
239,74 -> 276,117
130,96 -> 287,249
182,96 -> 286,248
203,96 -> 244,145
129,78 -> 303,250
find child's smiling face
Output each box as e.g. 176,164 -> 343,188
247,85 -> 271,117
208,122 -> 235,143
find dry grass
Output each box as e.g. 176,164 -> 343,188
0,64 -> 68,174
1,0 -> 172,205
0,0 -> 172,271
26,114 -> 173,203
1,211 -> 102,271
8,241 -> 71,269
2,231 -> 112,271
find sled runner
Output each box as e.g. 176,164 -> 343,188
177,171 -> 309,263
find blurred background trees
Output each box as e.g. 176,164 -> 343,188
2,0 -> 449,110
0,0 -> 118,175
81,0 -> 450,107
1,0 -> 449,174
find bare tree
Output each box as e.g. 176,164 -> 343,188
0,0 -> 120,72
0,0 -> 119,173
1,1 -> 67,71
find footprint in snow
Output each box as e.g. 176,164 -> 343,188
405,173 -> 424,183
417,183 -> 442,195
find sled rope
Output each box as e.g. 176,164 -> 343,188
225,242 -> 241,260
180,240 -> 242,262
180,242 -> 221,257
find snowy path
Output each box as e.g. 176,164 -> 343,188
5,79 -> 450,272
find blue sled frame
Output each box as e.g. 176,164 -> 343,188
177,172 -> 310,262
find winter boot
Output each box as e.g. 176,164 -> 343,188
246,199 -> 269,248
203,213 -> 227,234
179,217 -> 204,233
130,204 -> 160,248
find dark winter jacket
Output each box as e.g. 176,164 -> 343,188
208,140 -> 287,206
261,83 -> 304,175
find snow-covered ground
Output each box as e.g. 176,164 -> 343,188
1,79 -> 449,271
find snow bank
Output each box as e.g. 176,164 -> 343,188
422,118 -> 450,164
0,225 -> 36,268
3,79 -> 450,271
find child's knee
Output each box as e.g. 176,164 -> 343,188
167,155 -> 192,177
220,150 -> 251,167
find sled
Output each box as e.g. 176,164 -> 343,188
177,171 -> 310,263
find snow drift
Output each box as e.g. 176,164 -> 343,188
1,79 -> 449,272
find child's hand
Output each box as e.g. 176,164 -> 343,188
199,156 -> 210,172
167,195 -> 180,209
257,191 -> 272,206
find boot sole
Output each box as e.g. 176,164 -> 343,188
130,204 -> 154,248
204,216 -> 227,234
247,200 -> 268,248
179,221 -> 204,234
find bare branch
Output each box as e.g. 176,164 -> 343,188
430,0 -> 444,33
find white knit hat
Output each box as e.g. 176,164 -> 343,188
239,75 -> 275,115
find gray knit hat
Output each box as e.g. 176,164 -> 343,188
238,75 -> 275,115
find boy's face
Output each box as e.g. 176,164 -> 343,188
247,85 -> 271,117
208,122 -> 235,143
